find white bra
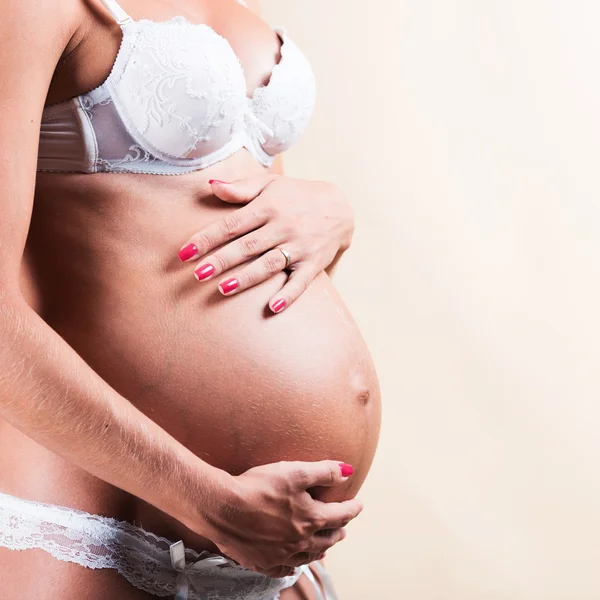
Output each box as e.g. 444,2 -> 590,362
37,0 -> 316,175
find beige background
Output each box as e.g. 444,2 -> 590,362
262,1 -> 600,599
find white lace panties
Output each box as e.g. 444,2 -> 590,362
0,490 -> 337,600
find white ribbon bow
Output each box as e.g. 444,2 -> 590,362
170,540 -> 228,600
170,540 -> 338,600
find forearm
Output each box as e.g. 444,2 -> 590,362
0,292 -> 224,534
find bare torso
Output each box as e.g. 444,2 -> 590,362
0,0 -> 381,594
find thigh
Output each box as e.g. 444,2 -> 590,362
0,546 -> 158,600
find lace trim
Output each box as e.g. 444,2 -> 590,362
105,16 -> 278,166
0,490 -> 301,599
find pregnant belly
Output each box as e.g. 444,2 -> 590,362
93,269 -> 381,482
62,267 -> 382,551
21,181 -> 381,553
45,259 -> 381,541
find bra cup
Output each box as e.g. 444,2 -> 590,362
108,17 -> 247,162
251,30 -> 317,156
38,17 -> 318,174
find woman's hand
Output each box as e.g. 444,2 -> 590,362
183,460 -> 362,578
177,174 -> 354,313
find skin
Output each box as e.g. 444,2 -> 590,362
0,0 -> 382,598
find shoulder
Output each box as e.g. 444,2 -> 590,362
8,0 -> 80,34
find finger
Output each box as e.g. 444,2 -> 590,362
285,551 -> 328,568
216,246 -> 293,295
194,227 -> 281,284
313,498 -> 364,530
292,460 -> 355,490
263,565 -> 296,579
267,265 -> 319,314
178,205 -> 267,264
306,528 -> 347,554
208,173 -> 279,204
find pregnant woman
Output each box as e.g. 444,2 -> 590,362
0,0 -> 381,598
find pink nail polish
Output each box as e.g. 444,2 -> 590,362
271,298 -> 286,313
178,243 -> 198,262
208,179 -> 229,184
219,278 -> 239,295
194,264 -> 215,281
339,463 -> 354,477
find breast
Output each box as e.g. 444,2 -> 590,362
39,17 -> 316,174
107,17 -> 316,163
109,17 -> 249,160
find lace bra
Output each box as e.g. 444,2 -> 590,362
37,0 -> 316,175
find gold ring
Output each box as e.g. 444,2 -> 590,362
278,247 -> 292,268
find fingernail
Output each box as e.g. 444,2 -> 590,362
219,278 -> 239,295
194,264 -> 215,281
271,298 -> 286,313
178,243 -> 198,262
208,179 -> 229,184
339,463 -> 354,477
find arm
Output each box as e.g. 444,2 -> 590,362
0,0 -> 224,530
0,0 -> 361,576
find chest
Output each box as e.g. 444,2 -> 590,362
47,0 -> 281,108
39,0 -> 316,174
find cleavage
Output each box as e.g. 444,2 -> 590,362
46,0 -> 282,107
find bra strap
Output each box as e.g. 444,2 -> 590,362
98,0 -> 132,24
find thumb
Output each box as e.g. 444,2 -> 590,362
208,174 -> 278,204
294,460 -> 355,490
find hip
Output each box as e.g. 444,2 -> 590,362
0,488 -> 335,600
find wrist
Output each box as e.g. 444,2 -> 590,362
173,457 -> 237,540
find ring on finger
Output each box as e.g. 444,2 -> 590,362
277,247 -> 292,269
